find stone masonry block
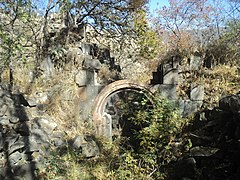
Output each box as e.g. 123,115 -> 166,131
163,69 -> 179,84
190,85 -> 204,101
75,70 -> 98,86
153,84 -> 177,100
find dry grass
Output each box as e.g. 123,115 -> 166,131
177,64 -> 239,108
11,63 -> 84,137
202,65 -> 239,107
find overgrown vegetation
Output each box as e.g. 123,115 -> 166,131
0,0 -> 239,179
38,95 -> 188,179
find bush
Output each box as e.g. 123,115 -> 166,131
38,94 -> 187,179
112,95 -> 187,179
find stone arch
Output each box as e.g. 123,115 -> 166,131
92,80 -> 153,138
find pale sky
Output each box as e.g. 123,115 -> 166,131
148,0 -> 169,15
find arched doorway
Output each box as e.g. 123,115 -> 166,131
92,80 -> 153,140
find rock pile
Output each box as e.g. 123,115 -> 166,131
0,84 -> 100,179
0,85 -> 61,179
171,92 -> 240,179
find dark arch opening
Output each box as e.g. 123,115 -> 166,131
92,80 -> 154,142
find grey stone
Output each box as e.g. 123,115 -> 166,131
9,116 -> 20,124
190,146 -> 219,157
219,94 -> 240,113
81,43 -> 91,55
31,128 -> 50,146
52,138 -> 65,147
32,117 -> 57,133
82,58 -> 101,71
103,113 -> 112,140
5,134 -> 19,148
11,161 -> 38,179
51,132 -> 66,147
190,55 -> 202,70
0,133 -> 3,151
25,97 -> 37,107
8,140 -> 25,155
79,85 -> 103,121
178,100 -> 203,117
36,104 -> 48,115
8,151 -> 23,165
0,104 -> 8,117
73,135 -> 85,149
190,85 -> 204,101
153,84 -> 177,100
0,152 -> 5,166
24,136 -> 41,152
0,88 -> 4,97
72,135 -> 100,158
15,122 -> 30,136
28,71 -> 35,83
0,99 -> 3,106
34,92 -> 49,104
163,69 -> 178,84
40,56 -> 54,78
82,136 -> 99,158
75,70 -> 98,86
0,116 -> 10,126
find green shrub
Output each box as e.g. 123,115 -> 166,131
112,95 -> 187,179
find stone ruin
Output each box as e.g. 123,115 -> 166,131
150,53 -> 205,117
73,50 -> 206,139
0,44 -> 209,178
0,85 -> 63,179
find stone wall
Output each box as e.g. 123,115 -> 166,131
0,85 -> 64,179
170,92 -> 240,179
150,54 -> 204,117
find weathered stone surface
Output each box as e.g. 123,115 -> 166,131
73,135 -> 85,149
79,85 -> 103,121
153,84 -> 177,100
81,136 -> 99,158
0,104 -> 8,117
0,152 -> 5,166
31,128 -> 50,146
8,151 -> 23,166
163,69 -> 178,84
81,43 -> 92,55
9,116 -> 20,124
40,56 -> 54,78
34,92 -> 50,104
15,122 -> 30,136
8,140 -> 25,155
219,94 -> 240,113
32,117 -> 57,133
190,54 -> 202,70
11,161 -> 38,179
5,134 -> 19,148
0,133 -> 3,150
190,146 -> 219,157
0,116 -> 10,126
178,100 -> 203,117
103,113 -> 112,140
82,58 -> 101,71
75,70 -> 98,86
190,85 -> 204,101
24,97 -> 37,107
75,70 -> 87,86
36,104 -> 48,116
25,136 -> 41,152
